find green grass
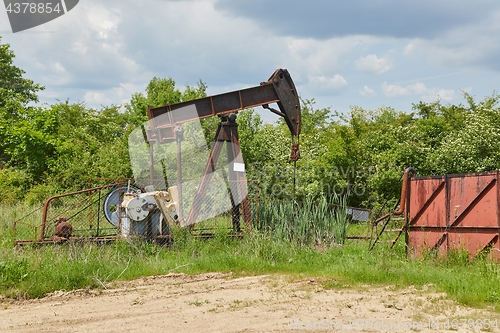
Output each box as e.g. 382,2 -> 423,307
1,202 -> 45,245
0,231 -> 499,312
0,202 -> 499,313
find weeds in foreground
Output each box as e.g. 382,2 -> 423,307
0,201 -> 499,313
0,234 -> 498,313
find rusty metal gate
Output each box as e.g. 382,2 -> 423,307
407,171 -> 500,259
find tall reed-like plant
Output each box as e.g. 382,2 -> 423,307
332,194 -> 349,245
253,194 -> 350,246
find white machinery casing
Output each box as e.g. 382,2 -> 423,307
119,186 -> 179,238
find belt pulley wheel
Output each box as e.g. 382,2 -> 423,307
103,186 -> 138,227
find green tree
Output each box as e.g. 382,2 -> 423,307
124,77 -> 207,127
0,37 -> 44,110
0,36 -> 45,168
2,106 -> 58,180
430,94 -> 500,173
0,37 -> 47,202
43,102 -> 132,189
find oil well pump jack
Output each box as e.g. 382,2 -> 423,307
140,68 -> 302,236
14,69 -> 301,245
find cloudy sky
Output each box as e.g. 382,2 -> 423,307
2,0 -> 500,122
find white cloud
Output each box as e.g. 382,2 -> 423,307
83,82 -> 143,107
360,85 -> 376,97
36,62 -> 72,86
1,0 -> 498,114
402,10 -> 500,71
382,82 -> 426,97
404,41 -> 416,56
87,4 -> 122,40
382,82 -> 455,102
83,91 -> 110,106
286,35 -> 387,78
309,74 -> 348,93
355,54 -> 392,75
425,88 -> 456,102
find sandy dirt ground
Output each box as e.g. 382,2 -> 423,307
1,273 -> 499,333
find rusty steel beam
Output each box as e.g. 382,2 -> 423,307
147,69 -> 301,143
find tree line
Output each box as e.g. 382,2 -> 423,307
2,37 -> 500,212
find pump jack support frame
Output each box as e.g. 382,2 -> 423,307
185,113 -> 251,231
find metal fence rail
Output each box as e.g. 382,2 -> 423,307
14,182 -> 125,245
13,179 -> 260,244
13,178 -> 371,245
